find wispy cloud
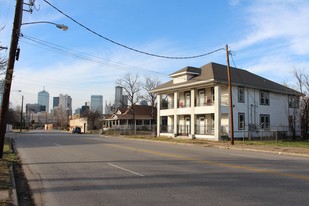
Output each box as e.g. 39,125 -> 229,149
233,0 -> 309,55
229,0 -> 309,87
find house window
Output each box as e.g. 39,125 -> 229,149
260,91 -> 269,105
260,114 -> 270,130
238,87 -> 245,103
238,113 -> 245,130
288,95 -> 299,108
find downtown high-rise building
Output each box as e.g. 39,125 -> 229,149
59,94 -> 72,115
38,89 -> 49,112
90,95 -> 103,114
114,86 -> 128,108
53,97 -> 59,108
115,86 -> 123,108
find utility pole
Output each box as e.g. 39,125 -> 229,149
0,0 -> 23,158
226,44 -> 234,145
20,95 -> 24,132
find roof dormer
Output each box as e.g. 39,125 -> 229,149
169,66 -> 201,84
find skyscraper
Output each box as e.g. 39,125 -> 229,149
115,86 -> 123,108
53,97 -> 59,108
91,95 -> 103,114
38,89 -> 49,112
59,94 -> 72,115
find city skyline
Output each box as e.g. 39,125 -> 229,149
15,86 -> 129,114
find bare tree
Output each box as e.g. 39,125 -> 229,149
87,108 -> 102,130
293,67 -> 304,94
0,46 -> 7,77
293,68 -> 309,139
142,76 -> 161,107
142,76 -> 161,125
116,73 -> 141,133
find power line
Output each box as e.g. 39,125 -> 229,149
43,0 -> 225,59
20,34 -> 167,75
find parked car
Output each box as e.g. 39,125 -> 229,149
72,127 -> 82,134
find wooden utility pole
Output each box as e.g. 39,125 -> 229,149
226,44 -> 234,145
0,0 -> 23,158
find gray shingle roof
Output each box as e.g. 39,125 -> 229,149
170,66 -> 201,76
152,62 -> 302,96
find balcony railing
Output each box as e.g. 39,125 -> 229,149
160,125 -> 174,133
177,125 -> 191,135
161,102 -> 174,109
195,125 -> 214,135
195,98 -> 214,106
178,99 -> 190,108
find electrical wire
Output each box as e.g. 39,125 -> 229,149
20,34 -> 167,76
43,0 -> 225,59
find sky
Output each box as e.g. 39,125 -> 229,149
1,0 -> 309,112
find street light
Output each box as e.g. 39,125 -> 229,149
0,0 -> 69,158
22,21 -> 69,31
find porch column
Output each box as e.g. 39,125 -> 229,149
190,89 -> 195,138
214,85 -> 221,141
173,91 -> 178,137
157,94 -> 161,136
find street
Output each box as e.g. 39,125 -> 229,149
11,130 -> 309,206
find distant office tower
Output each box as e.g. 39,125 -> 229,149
26,103 -> 46,113
53,97 -> 59,108
59,94 -> 72,115
122,95 -> 128,107
91,95 -> 103,114
115,86 -> 123,108
38,89 -> 50,112
75,108 -> 81,115
105,101 -> 113,114
80,102 -> 90,116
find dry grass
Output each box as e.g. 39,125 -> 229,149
0,139 -> 17,205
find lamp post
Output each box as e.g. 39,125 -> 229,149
0,0 -> 68,158
14,90 -> 23,132
20,94 -> 24,133
22,21 -> 68,31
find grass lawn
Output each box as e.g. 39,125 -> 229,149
236,140 -> 309,148
121,134 -> 309,149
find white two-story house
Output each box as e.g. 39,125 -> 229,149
151,62 -> 302,141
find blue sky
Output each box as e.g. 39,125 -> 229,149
1,0 -> 309,111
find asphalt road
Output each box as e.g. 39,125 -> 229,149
11,130 -> 309,206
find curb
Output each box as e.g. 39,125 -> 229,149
210,145 -> 309,158
9,137 -> 19,206
9,164 -> 18,206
